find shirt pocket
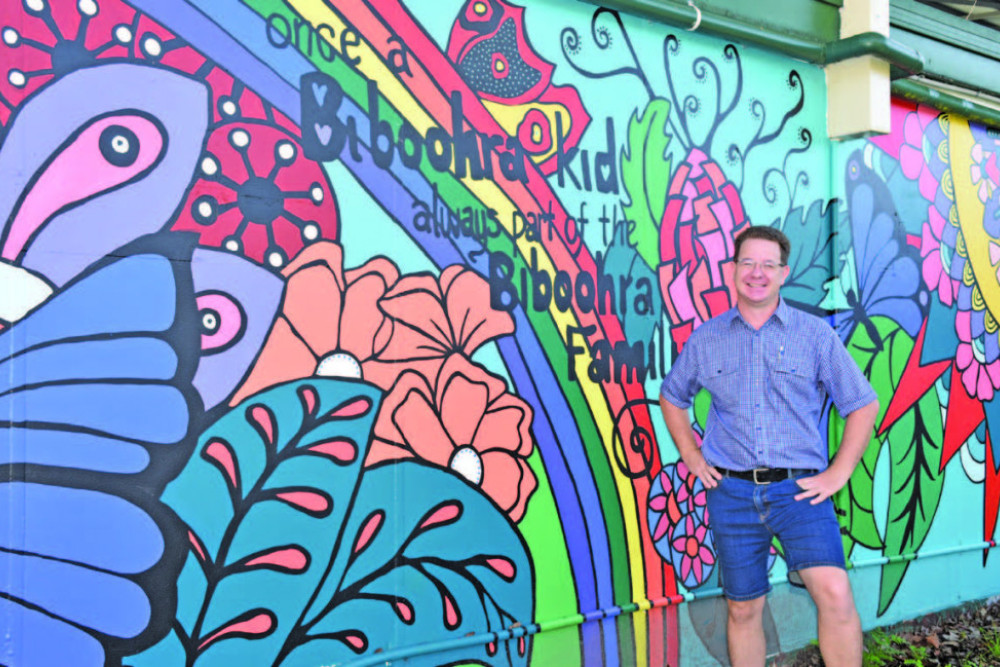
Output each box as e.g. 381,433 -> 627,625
702,356 -> 742,410
771,353 -> 819,405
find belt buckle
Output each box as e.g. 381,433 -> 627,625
752,468 -> 771,485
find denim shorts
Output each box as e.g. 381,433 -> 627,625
705,474 -> 846,601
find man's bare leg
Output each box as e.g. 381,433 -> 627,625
727,596 -> 766,667
798,566 -> 862,667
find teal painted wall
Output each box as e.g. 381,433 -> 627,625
0,0 -> 997,665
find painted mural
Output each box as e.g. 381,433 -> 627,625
1,0 -> 998,665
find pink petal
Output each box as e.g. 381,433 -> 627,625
700,547 -> 716,565
918,168 -> 939,202
900,144 -> 924,181
978,366 -> 995,400
956,343 -> 974,371
442,267 -> 515,354
653,513 -> 671,542
440,373 -> 489,447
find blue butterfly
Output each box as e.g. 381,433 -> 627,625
0,235 -> 282,665
837,151 -> 924,349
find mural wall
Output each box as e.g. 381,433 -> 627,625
1,0 -> 998,665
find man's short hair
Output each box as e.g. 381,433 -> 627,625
734,226 -> 791,265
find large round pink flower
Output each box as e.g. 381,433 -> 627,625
231,241 -> 398,404
370,353 -> 536,521
955,310 -> 1000,401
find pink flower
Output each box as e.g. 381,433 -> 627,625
230,242 -> 398,404
955,310 -> 1000,401
370,353 -> 536,521
920,205 -> 958,306
669,514 -> 715,587
369,265 -> 515,388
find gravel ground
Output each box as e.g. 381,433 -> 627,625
771,597 -> 1000,666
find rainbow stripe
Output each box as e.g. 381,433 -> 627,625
134,1 -> 683,664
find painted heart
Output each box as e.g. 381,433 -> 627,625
311,81 -> 328,107
314,123 -> 332,146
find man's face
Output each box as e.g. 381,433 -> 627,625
733,238 -> 790,309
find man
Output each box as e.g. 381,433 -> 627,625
659,226 -> 879,667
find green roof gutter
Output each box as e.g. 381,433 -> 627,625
581,0 -> 1000,130
579,0 -> 924,73
893,78 -> 1000,130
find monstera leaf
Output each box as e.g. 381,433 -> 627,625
130,378 -> 533,666
621,97 -> 672,269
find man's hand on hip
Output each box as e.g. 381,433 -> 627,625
682,450 -> 723,489
794,467 -> 851,504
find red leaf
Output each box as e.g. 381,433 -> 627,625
353,510 -> 384,555
188,529 -> 210,566
248,404 -> 277,446
298,384 -> 318,417
198,609 -> 276,652
273,489 -> 332,517
305,438 -> 358,464
202,438 -> 239,492
339,630 -> 367,653
394,598 -> 414,623
234,545 -> 310,573
442,590 -> 460,629
484,556 -> 516,581
418,501 -> 461,532
325,396 -> 372,419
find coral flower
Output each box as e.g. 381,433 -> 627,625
231,241 -> 398,404
370,353 -> 536,521
370,265 -> 515,386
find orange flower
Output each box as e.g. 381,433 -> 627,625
230,242 -> 398,404
366,265 -> 515,388
370,354 -> 536,521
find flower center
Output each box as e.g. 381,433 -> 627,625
315,352 -> 362,379
449,446 -> 483,486
685,536 -> 700,557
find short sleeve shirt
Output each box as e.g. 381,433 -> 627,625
659,299 -> 877,471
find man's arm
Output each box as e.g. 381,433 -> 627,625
660,396 -> 723,489
794,398 -> 879,504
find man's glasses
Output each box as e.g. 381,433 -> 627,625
734,259 -> 785,274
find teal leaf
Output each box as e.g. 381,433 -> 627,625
135,379 -> 381,665
778,199 -> 837,309
279,461 -> 534,666
133,379 -> 534,666
620,98 -> 672,269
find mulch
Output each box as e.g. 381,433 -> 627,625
773,596 -> 1000,666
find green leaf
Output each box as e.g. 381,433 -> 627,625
620,98 -> 672,269
830,316 -> 910,552
877,377 -> 944,616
